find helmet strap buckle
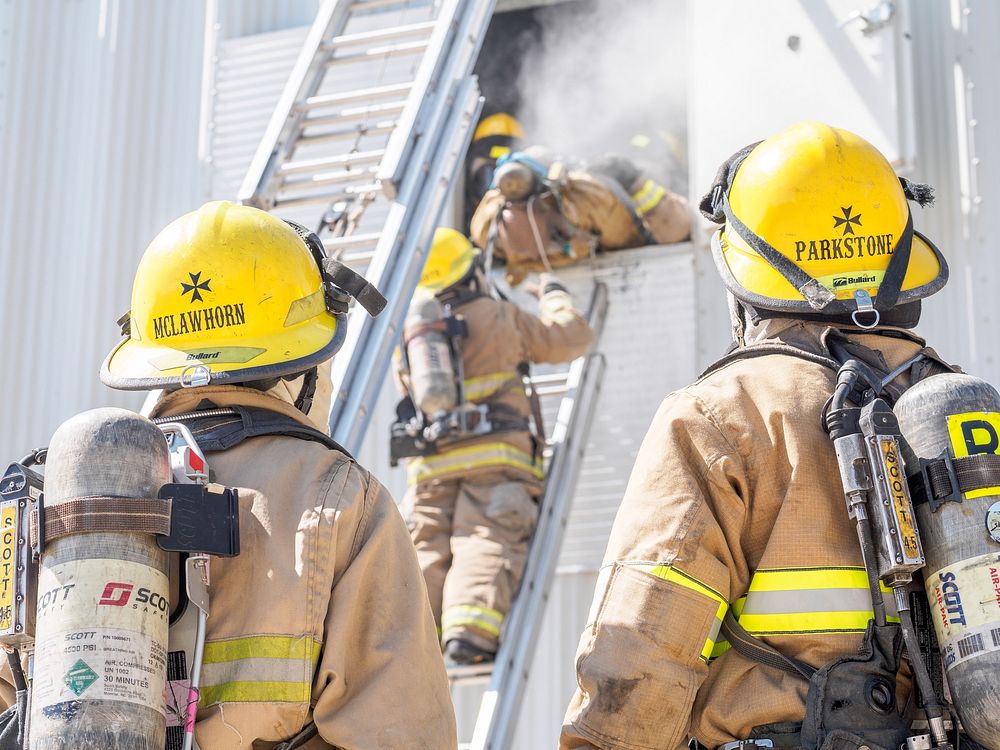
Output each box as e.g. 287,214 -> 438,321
851,289 -> 881,329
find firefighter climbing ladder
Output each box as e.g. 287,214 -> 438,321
453,282 -> 609,750
239,1 -> 611,745
238,0 -> 496,453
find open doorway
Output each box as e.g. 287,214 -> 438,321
472,0 -> 689,196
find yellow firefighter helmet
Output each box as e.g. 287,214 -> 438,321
419,228 -> 478,293
102,201 -> 352,390
473,113 -> 526,143
703,121 -> 947,325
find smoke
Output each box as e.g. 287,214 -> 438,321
515,0 -> 689,191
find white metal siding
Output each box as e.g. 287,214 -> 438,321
0,1 -> 205,461
907,1 -> 1000,385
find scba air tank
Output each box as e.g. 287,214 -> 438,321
895,374 -> 1000,749
30,408 -> 170,749
405,290 -> 458,417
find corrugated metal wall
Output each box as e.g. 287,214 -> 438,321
0,0 -> 205,461
908,1 -> 1000,384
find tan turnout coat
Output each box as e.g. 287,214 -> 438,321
152,386 -> 456,750
561,319 -> 950,750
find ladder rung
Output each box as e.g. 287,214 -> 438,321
328,39 -> 429,65
323,233 -> 381,251
537,386 -> 569,397
300,82 -> 414,111
447,663 -> 495,683
302,100 -> 407,129
350,0 -> 418,12
340,249 -> 378,266
279,149 -> 385,175
274,184 -> 381,209
296,121 -> 397,147
530,373 -> 571,385
282,166 -> 379,190
326,20 -> 436,49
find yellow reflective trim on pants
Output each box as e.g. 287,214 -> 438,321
200,680 -> 311,706
199,635 -> 321,707
407,442 -> 543,484
631,178 -> 666,216
631,563 -> 728,663
463,370 -> 519,401
442,604 -> 504,637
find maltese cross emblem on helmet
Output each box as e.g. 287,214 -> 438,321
181,271 -> 212,304
833,206 -> 862,236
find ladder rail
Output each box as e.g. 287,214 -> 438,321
468,282 -> 610,750
378,0 -> 496,199
328,75 -> 483,454
238,0 -> 351,209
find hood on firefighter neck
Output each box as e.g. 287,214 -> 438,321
151,359 -> 333,434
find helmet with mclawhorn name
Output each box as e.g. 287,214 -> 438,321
418,228 -> 479,294
700,121 -> 947,328
102,200 -> 385,391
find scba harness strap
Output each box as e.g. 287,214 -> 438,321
700,334 -> 956,750
167,405 -> 351,457
155,405 -> 341,750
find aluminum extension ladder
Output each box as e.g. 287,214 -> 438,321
450,282 -> 609,750
238,0 -> 496,454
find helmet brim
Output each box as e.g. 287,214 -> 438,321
100,313 -> 345,390
711,228 -> 949,314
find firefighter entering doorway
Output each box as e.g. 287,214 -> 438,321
395,227 -> 593,666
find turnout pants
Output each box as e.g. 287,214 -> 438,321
404,468 -> 542,652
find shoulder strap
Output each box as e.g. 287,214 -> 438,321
181,406 -> 352,457
720,610 -> 816,681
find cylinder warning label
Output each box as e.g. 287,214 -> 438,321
32,558 -> 169,715
926,551 -> 1000,670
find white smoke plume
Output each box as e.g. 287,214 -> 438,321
515,0 -> 689,192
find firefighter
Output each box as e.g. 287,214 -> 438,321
470,146 -> 690,286
396,227 -> 593,666
560,122 -> 955,750
98,201 -> 457,749
464,111 -> 526,230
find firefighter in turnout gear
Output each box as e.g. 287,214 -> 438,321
469,146 -> 690,286
464,111 -> 526,230
395,227 -> 593,665
560,122 -> 958,750
98,201 -> 457,749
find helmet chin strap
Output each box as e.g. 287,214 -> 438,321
293,367 -> 319,415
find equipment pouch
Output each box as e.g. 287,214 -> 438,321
0,690 -> 26,750
800,621 -> 909,750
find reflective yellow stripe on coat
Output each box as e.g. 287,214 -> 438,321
711,567 -> 900,660
629,563 -> 728,663
407,442 -> 543,484
198,634 -> 321,706
631,178 -> 666,216
463,370 -> 519,402
442,604 -> 504,637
